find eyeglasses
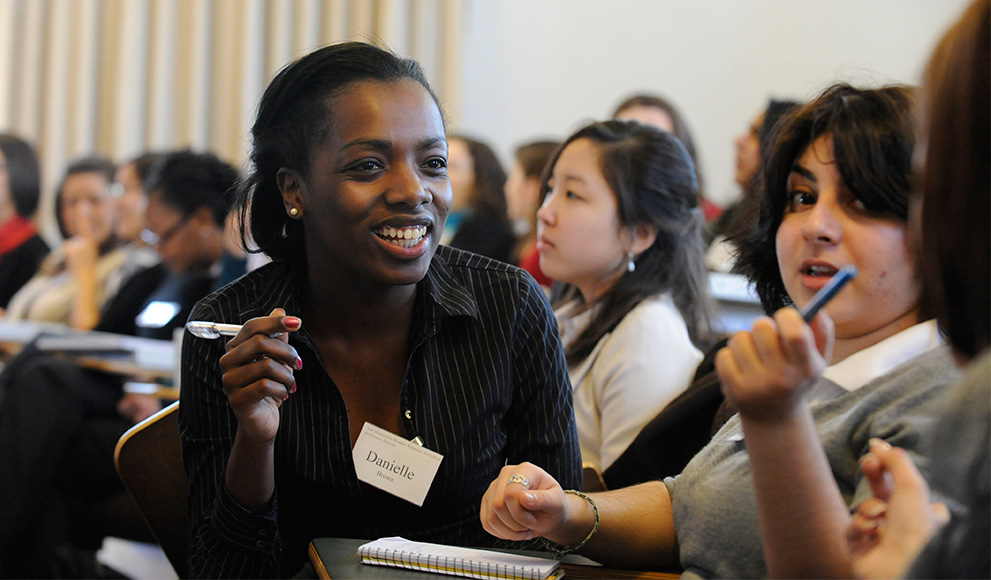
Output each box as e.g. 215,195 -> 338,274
141,218 -> 187,247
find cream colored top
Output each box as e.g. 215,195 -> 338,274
557,294 -> 703,471
5,245 -> 131,324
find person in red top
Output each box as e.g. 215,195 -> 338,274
0,134 -> 49,310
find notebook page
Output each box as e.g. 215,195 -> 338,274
358,536 -> 561,580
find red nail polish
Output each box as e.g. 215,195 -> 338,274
290,382 -> 297,394
295,357 -> 303,370
284,316 -> 301,330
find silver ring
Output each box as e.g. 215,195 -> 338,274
506,473 -> 530,488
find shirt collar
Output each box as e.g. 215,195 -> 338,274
238,249 -> 480,336
822,319 -> 943,392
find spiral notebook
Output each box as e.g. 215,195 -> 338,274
357,537 -> 564,580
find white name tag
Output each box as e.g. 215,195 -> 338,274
352,422 -> 443,506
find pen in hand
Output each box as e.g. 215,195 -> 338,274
799,265 -> 858,322
185,321 -> 243,339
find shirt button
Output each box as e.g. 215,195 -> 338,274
259,529 -> 268,536
404,409 -> 412,419
256,540 -> 267,549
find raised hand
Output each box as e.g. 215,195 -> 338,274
63,208 -> 99,274
218,308 -> 303,443
716,307 -> 833,422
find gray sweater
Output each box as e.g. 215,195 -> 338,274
908,351 -> 990,579
665,346 -> 962,579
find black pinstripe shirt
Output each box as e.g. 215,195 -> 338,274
178,246 -> 581,578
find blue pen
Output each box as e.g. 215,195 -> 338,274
799,265 -> 858,322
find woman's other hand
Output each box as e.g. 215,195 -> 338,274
847,439 -> 950,580
480,462 -> 596,547
715,307 -> 833,422
219,308 -> 303,442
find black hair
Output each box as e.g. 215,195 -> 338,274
449,135 -> 509,222
144,150 -> 239,226
238,41 -> 441,263
758,99 -> 801,155
612,93 -> 706,202
732,84 -> 917,314
0,134 -> 41,218
546,120 -> 716,365
130,152 -> 167,188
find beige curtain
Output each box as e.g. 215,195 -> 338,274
0,0 -> 463,242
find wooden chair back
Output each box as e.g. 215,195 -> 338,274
114,401 -> 189,578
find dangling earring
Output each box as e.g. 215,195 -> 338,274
626,249 -> 636,273
289,207 -> 300,217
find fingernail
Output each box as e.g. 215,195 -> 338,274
295,357 -> 303,370
523,492 -> 536,503
290,382 -> 297,394
284,316 -> 301,330
863,502 -> 886,518
870,438 -> 892,451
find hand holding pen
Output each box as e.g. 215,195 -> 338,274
715,267 -> 856,420
210,309 -> 304,443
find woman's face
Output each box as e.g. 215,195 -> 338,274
113,162 -> 147,243
294,78 -> 451,288
536,138 -> 628,303
446,137 -> 474,213
775,135 -> 920,341
734,111 -> 764,188
60,171 -> 115,242
504,161 -> 539,223
144,194 -> 219,273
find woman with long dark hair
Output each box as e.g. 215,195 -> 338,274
537,119 -> 715,473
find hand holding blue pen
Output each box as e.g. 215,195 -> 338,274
799,265 -> 858,322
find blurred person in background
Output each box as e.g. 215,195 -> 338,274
505,139 -> 559,290
0,149 -> 243,578
0,135 -> 48,311
443,135 -> 517,263
4,156 -> 130,330
706,99 -> 800,271
613,93 -> 721,224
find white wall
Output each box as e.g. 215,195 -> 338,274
456,0 -> 970,207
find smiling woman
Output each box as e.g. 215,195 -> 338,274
178,42 -> 580,578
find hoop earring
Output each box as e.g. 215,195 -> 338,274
626,249 -> 636,273
289,207 -> 300,217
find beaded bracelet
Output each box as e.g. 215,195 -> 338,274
541,489 -> 599,558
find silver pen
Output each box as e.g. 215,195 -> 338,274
185,321 -> 243,339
